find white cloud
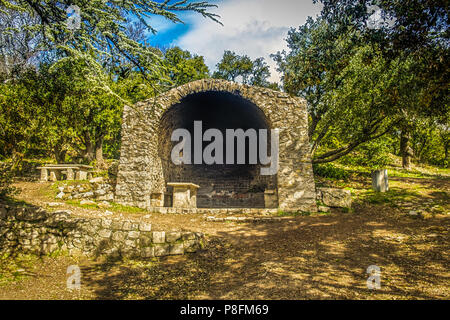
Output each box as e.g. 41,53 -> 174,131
175,0 -> 322,82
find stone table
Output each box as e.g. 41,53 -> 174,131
167,182 -> 200,208
37,164 -> 93,182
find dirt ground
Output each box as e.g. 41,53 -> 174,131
0,172 -> 449,300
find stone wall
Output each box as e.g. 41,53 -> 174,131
55,177 -> 115,202
115,79 -> 317,212
0,203 -> 205,258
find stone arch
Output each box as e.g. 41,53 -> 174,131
115,79 -> 317,212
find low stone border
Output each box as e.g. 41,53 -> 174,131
205,216 -> 296,223
0,203 -> 205,259
149,207 -> 281,215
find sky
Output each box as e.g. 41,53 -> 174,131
148,0 -> 322,83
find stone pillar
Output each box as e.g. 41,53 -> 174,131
264,189 -> 278,208
66,168 -> 74,180
39,168 -> 48,182
150,193 -> 164,207
372,169 -> 389,192
49,170 -> 60,182
76,170 -> 88,180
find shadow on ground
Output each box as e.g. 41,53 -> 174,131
80,203 -> 449,300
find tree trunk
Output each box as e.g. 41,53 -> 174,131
400,129 -> 412,170
54,149 -> 66,164
95,136 -> 104,167
83,141 -> 94,162
53,140 -> 67,164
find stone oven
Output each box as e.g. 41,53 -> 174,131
115,79 -> 317,212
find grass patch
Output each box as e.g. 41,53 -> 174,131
65,199 -> 146,214
0,253 -> 40,286
109,203 -> 146,214
359,187 -> 422,206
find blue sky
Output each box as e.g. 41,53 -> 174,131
146,0 -> 322,82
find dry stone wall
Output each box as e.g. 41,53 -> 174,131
0,203 -> 205,258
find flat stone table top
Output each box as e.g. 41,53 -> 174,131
167,182 -> 200,189
37,164 -> 93,169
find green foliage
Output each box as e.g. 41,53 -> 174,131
213,50 -> 279,89
340,137 -> 394,170
163,46 -> 210,87
0,43 -> 214,165
0,163 -> 18,199
0,0 -> 220,90
274,1 -> 448,167
313,163 -> 350,180
0,252 -> 39,286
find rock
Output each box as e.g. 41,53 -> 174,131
316,188 -> 352,208
318,205 -> 330,213
82,191 -> 94,198
166,232 -> 181,243
408,210 -> 418,216
170,243 -> 184,255
80,199 -> 96,206
104,210 -> 113,216
94,189 -> 107,197
127,231 -> 140,239
47,202 -> 64,207
58,186 -> 65,192
89,177 -> 104,184
141,247 -> 155,258
98,201 -> 112,208
98,229 -> 111,238
97,192 -> 114,201
139,222 -> 152,232
154,243 -> 170,256
56,192 -> 65,199
152,231 -> 165,244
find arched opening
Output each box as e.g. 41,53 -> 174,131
158,90 -> 277,208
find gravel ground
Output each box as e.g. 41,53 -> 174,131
0,175 -> 448,300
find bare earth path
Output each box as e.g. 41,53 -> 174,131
0,174 -> 449,300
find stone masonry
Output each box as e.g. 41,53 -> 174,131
115,79 -> 317,212
0,203 -> 205,258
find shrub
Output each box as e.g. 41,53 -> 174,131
313,163 -> 350,180
0,163 -> 19,199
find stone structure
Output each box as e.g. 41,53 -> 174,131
316,187 -> 352,208
115,79 -> 317,212
167,182 -> 200,208
0,203 -> 205,258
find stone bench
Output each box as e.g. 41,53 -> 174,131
167,182 -> 200,208
37,164 -> 93,182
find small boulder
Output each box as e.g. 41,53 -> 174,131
318,205 -> 330,213
317,188 -> 352,208
98,201 -> 112,208
47,202 -> 64,207
80,199 -> 96,206
82,191 -> 94,198
89,177 -> 104,184
94,189 -> 107,197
